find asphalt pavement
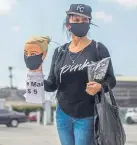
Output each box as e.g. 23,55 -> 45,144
0,123 -> 137,145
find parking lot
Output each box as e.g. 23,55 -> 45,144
0,123 -> 137,145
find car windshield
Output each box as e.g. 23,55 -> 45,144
127,108 -> 137,113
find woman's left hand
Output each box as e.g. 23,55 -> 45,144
86,81 -> 102,96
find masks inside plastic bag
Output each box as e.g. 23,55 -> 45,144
87,57 -> 110,82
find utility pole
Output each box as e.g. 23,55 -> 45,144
8,66 -> 14,110
8,66 -> 13,89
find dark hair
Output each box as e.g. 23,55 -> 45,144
63,14 -> 91,39
63,15 -> 72,39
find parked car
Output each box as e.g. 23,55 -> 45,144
0,109 -> 28,127
28,112 -> 37,122
125,108 -> 137,124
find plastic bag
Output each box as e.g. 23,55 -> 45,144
94,84 -> 126,145
24,71 -> 45,104
87,57 -> 110,82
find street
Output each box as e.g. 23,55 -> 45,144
0,123 -> 137,145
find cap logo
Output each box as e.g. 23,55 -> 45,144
76,5 -> 84,13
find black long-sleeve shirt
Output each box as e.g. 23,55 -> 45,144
44,40 -> 116,118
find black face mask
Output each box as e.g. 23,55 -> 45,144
24,53 -> 43,70
69,23 -> 90,37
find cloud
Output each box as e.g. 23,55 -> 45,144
115,0 -> 137,7
0,0 -> 17,15
93,11 -> 113,22
100,0 -> 137,8
12,25 -> 20,32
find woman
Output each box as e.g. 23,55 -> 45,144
44,4 -> 116,145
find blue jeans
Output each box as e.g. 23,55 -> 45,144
56,103 -> 95,145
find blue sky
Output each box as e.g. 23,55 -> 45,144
0,0 -> 137,89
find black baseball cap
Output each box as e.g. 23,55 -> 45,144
66,4 -> 98,27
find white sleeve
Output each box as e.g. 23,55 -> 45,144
24,71 -> 45,104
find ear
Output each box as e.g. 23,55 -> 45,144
42,51 -> 47,60
66,24 -> 71,31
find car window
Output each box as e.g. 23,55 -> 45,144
134,108 -> 137,112
127,108 -> 137,113
0,109 -> 9,113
